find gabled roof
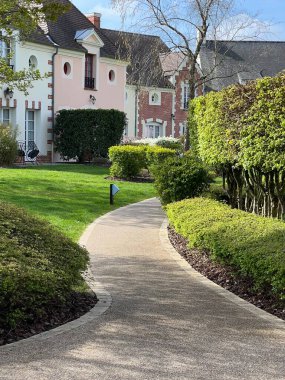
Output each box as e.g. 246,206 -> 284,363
199,40 -> 285,92
101,28 -> 174,88
75,28 -> 104,47
26,0 -> 117,57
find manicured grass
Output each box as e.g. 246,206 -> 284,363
0,164 -> 155,241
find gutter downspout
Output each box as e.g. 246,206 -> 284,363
51,45 -> 59,163
134,87 -> 138,137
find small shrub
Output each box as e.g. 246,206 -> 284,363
146,146 -> 177,166
151,155 -> 210,204
0,202 -> 89,328
109,145 -> 147,178
166,198 -> 285,300
0,124 -> 17,166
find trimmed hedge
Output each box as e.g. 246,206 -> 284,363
109,145 -> 147,178
0,202 -> 89,328
108,145 -> 176,178
189,75 -> 285,218
151,155 -> 210,205
146,146 -> 176,166
166,198 -> 285,299
55,109 -> 126,161
0,124 -> 18,166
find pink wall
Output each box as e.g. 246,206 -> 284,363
54,53 -> 126,113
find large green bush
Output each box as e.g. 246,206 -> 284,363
190,75 -> 285,218
0,124 -> 17,166
151,155 -> 210,204
55,109 -> 126,161
109,145 -> 147,178
0,202 -> 89,328
166,198 -> 285,299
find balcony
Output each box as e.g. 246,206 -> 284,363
85,77 -> 95,89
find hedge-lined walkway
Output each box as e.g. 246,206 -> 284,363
0,198 -> 284,379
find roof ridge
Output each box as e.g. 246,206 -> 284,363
101,27 -> 162,40
206,39 -> 285,43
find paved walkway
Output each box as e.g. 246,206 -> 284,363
0,198 -> 284,379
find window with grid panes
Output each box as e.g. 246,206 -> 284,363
25,110 -> 35,147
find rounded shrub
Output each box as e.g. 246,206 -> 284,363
151,155 -> 210,204
0,124 -> 18,166
146,146 -> 177,166
0,202 -> 89,329
109,145 -> 147,178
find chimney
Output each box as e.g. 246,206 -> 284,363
86,12 -> 101,29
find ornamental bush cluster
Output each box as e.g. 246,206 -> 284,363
0,202 -> 89,329
0,124 -> 18,166
55,109 -> 126,161
166,198 -> 285,300
151,155 -> 210,204
189,74 -> 285,219
109,145 -> 176,178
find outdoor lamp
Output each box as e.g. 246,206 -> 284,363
4,87 -> 14,99
90,95 -> 96,105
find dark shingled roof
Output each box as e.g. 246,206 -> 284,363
101,28 -> 174,88
27,0 -> 117,58
199,40 -> 285,92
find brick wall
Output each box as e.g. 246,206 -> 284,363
137,89 -> 173,138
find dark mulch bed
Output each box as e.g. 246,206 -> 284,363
106,176 -> 154,183
168,227 -> 285,321
0,291 -> 98,346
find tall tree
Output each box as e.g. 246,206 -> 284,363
0,0 -> 68,93
112,0 -> 268,150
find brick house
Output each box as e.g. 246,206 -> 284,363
93,23 -> 195,139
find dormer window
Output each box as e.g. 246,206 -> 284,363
85,54 -> 96,89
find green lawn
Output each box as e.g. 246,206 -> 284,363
0,164 -> 156,241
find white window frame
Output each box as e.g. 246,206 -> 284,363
25,110 -> 36,148
145,123 -> 162,138
179,122 -> 186,137
149,91 -> 161,106
182,83 -> 190,110
0,108 -> 10,126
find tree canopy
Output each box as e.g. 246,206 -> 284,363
0,0 -> 68,92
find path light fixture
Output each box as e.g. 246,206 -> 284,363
110,184 -> 120,205
4,87 -> 14,99
90,94 -> 96,105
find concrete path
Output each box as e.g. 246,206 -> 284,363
0,198 -> 284,379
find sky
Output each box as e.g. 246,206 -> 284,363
71,0 -> 285,40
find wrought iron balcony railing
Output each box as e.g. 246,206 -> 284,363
85,77 -> 95,89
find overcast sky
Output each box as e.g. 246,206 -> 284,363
71,0 -> 285,40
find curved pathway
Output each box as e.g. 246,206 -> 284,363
0,198 -> 284,379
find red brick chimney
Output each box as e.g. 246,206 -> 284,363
86,13 -> 101,29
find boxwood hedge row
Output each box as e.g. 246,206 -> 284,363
166,198 -> 285,300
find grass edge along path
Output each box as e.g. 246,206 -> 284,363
0,164 -> 156,241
